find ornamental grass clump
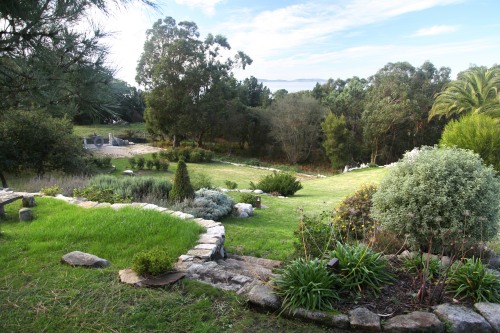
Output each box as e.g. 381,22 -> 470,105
372,146 -> 500,253
333,183 -> 378,241
274,258 -> 340,313
446,257 -> 500,303
328,242 -> 394,295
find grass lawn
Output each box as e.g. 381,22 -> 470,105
0,198 -> 334,332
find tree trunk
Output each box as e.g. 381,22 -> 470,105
196,131 -> 204,148
0,170 -> 8,188
172,135 -> 179,148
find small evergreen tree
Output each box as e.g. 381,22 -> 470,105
169,160 -> 194,202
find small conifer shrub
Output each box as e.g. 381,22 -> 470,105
169,160 -> 195,202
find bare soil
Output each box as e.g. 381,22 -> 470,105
88,143 -> 163,158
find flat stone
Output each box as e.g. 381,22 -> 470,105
247,284 -> 281,310
95,202 -> 111,208
475,302 -> 500,332
197,235 -> 221,245
293,308 -> 350,329
194,219 -> 221,228
78,201 -> 99,209
194,243 -> 218,251
434,303 -> 492,333
142,204 -> 159,210
141,272 -> 186,287
230,274 -> 253,285
110,203 -> 131,210
187,249 -> 212,259
206,226 -> 225,237
62,251 -> 110,268
178,255 -> 194,262
349,307 -> 381,331
154,207 -> 168,213
19,208 -> 34,221
119,268 -> 143,285
384,311 -> 444,332
239,189 -> 253,193
131,202 -> 147,208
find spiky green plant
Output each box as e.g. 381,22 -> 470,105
169,160 -> 194,202
274,258 -> 340,313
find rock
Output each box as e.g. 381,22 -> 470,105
62,251 -> 110,268
433,303 -> 492,333
253,189 -> 264,194
293,308 -> 350,329
234,203 -> 253,218
247,284 -> 281,310
19,208 -> 34,221
122,170 -> 134,176
119,268 -> 143,285
475,302 -> 500,333
349,307 -> 381,331
141,272 -> 186,287
22,195 -> 36,207
487,254 -> 500,269
384,311 -> 444,332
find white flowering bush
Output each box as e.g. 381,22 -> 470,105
372,146 -> 500,253
178,189 -> 234,220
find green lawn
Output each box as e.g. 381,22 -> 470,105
0,198 -> 333,332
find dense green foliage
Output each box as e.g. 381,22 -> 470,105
402,254 -> 442,280
430,66 -> 499,120
321,113 -> 353,169
274,258 -> 340,312
88,175 -> 172,201
191,172 -> 215,191
73,186 -> 131,204
447,257 -> 500,302
224,180 -> 238,189
333,183 -> 378,241
251,172 -> 303,196
440,113 -> 500,172
132,248 -> 174,277
0,109 -> 86,187
170,160 -> 195,202
372,146 -> 500,252
238,193 -> 259,206
328,242 -> 394,295
161,147 -> 214,163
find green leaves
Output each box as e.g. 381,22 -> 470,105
447,257 -> 500,302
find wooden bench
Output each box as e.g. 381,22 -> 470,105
0,192 -> 24,218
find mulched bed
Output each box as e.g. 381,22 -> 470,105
332,257 -> 472,316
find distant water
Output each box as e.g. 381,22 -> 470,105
259,80 -> 323,93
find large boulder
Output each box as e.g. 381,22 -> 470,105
433,303 -> 492,333
19,208 -> 34,221
61,251 -> 110,268
234,203 -> 253,218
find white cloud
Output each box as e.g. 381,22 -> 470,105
411,25 -> 459,37
175,0 -> 224,16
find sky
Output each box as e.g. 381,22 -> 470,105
95,0 -> 500,88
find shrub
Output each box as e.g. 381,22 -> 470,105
137,157 -> 145,170
162,147 -> 213,163
447,257 -> 500,302
294,212 -> 336,259
153,159 -> 161,171
251,172 -> 303,196
146,160 -> 154,170
440,113 -> 500,172
274,258 -> 340,312
88,175 -> 171,202
238,193 -> 258,206
128,157 -> 137,169
132,248 -> 174,277
191,172 -> 214,191
73,186 -> 130,204
41,186 -> 62,196
328,242 -> 394,295
224,180 -> 238,190
402,254 -> 442,280
372,146 -> 500,253
333,183 -> 378,241
176,189 -> 234,220
159,161 -> 169,171
169,160 -> 194,202
152,152 -> 158,160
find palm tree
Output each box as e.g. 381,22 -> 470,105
429,66 -> 499,120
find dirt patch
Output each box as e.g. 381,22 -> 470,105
88,144 -> 163,158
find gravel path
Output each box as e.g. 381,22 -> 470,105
88,144 -> 163,158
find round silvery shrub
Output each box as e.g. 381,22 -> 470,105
372,146 -> 500,253
180,189 -> 234,220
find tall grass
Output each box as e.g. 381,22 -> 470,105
89,175 -> 171,202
